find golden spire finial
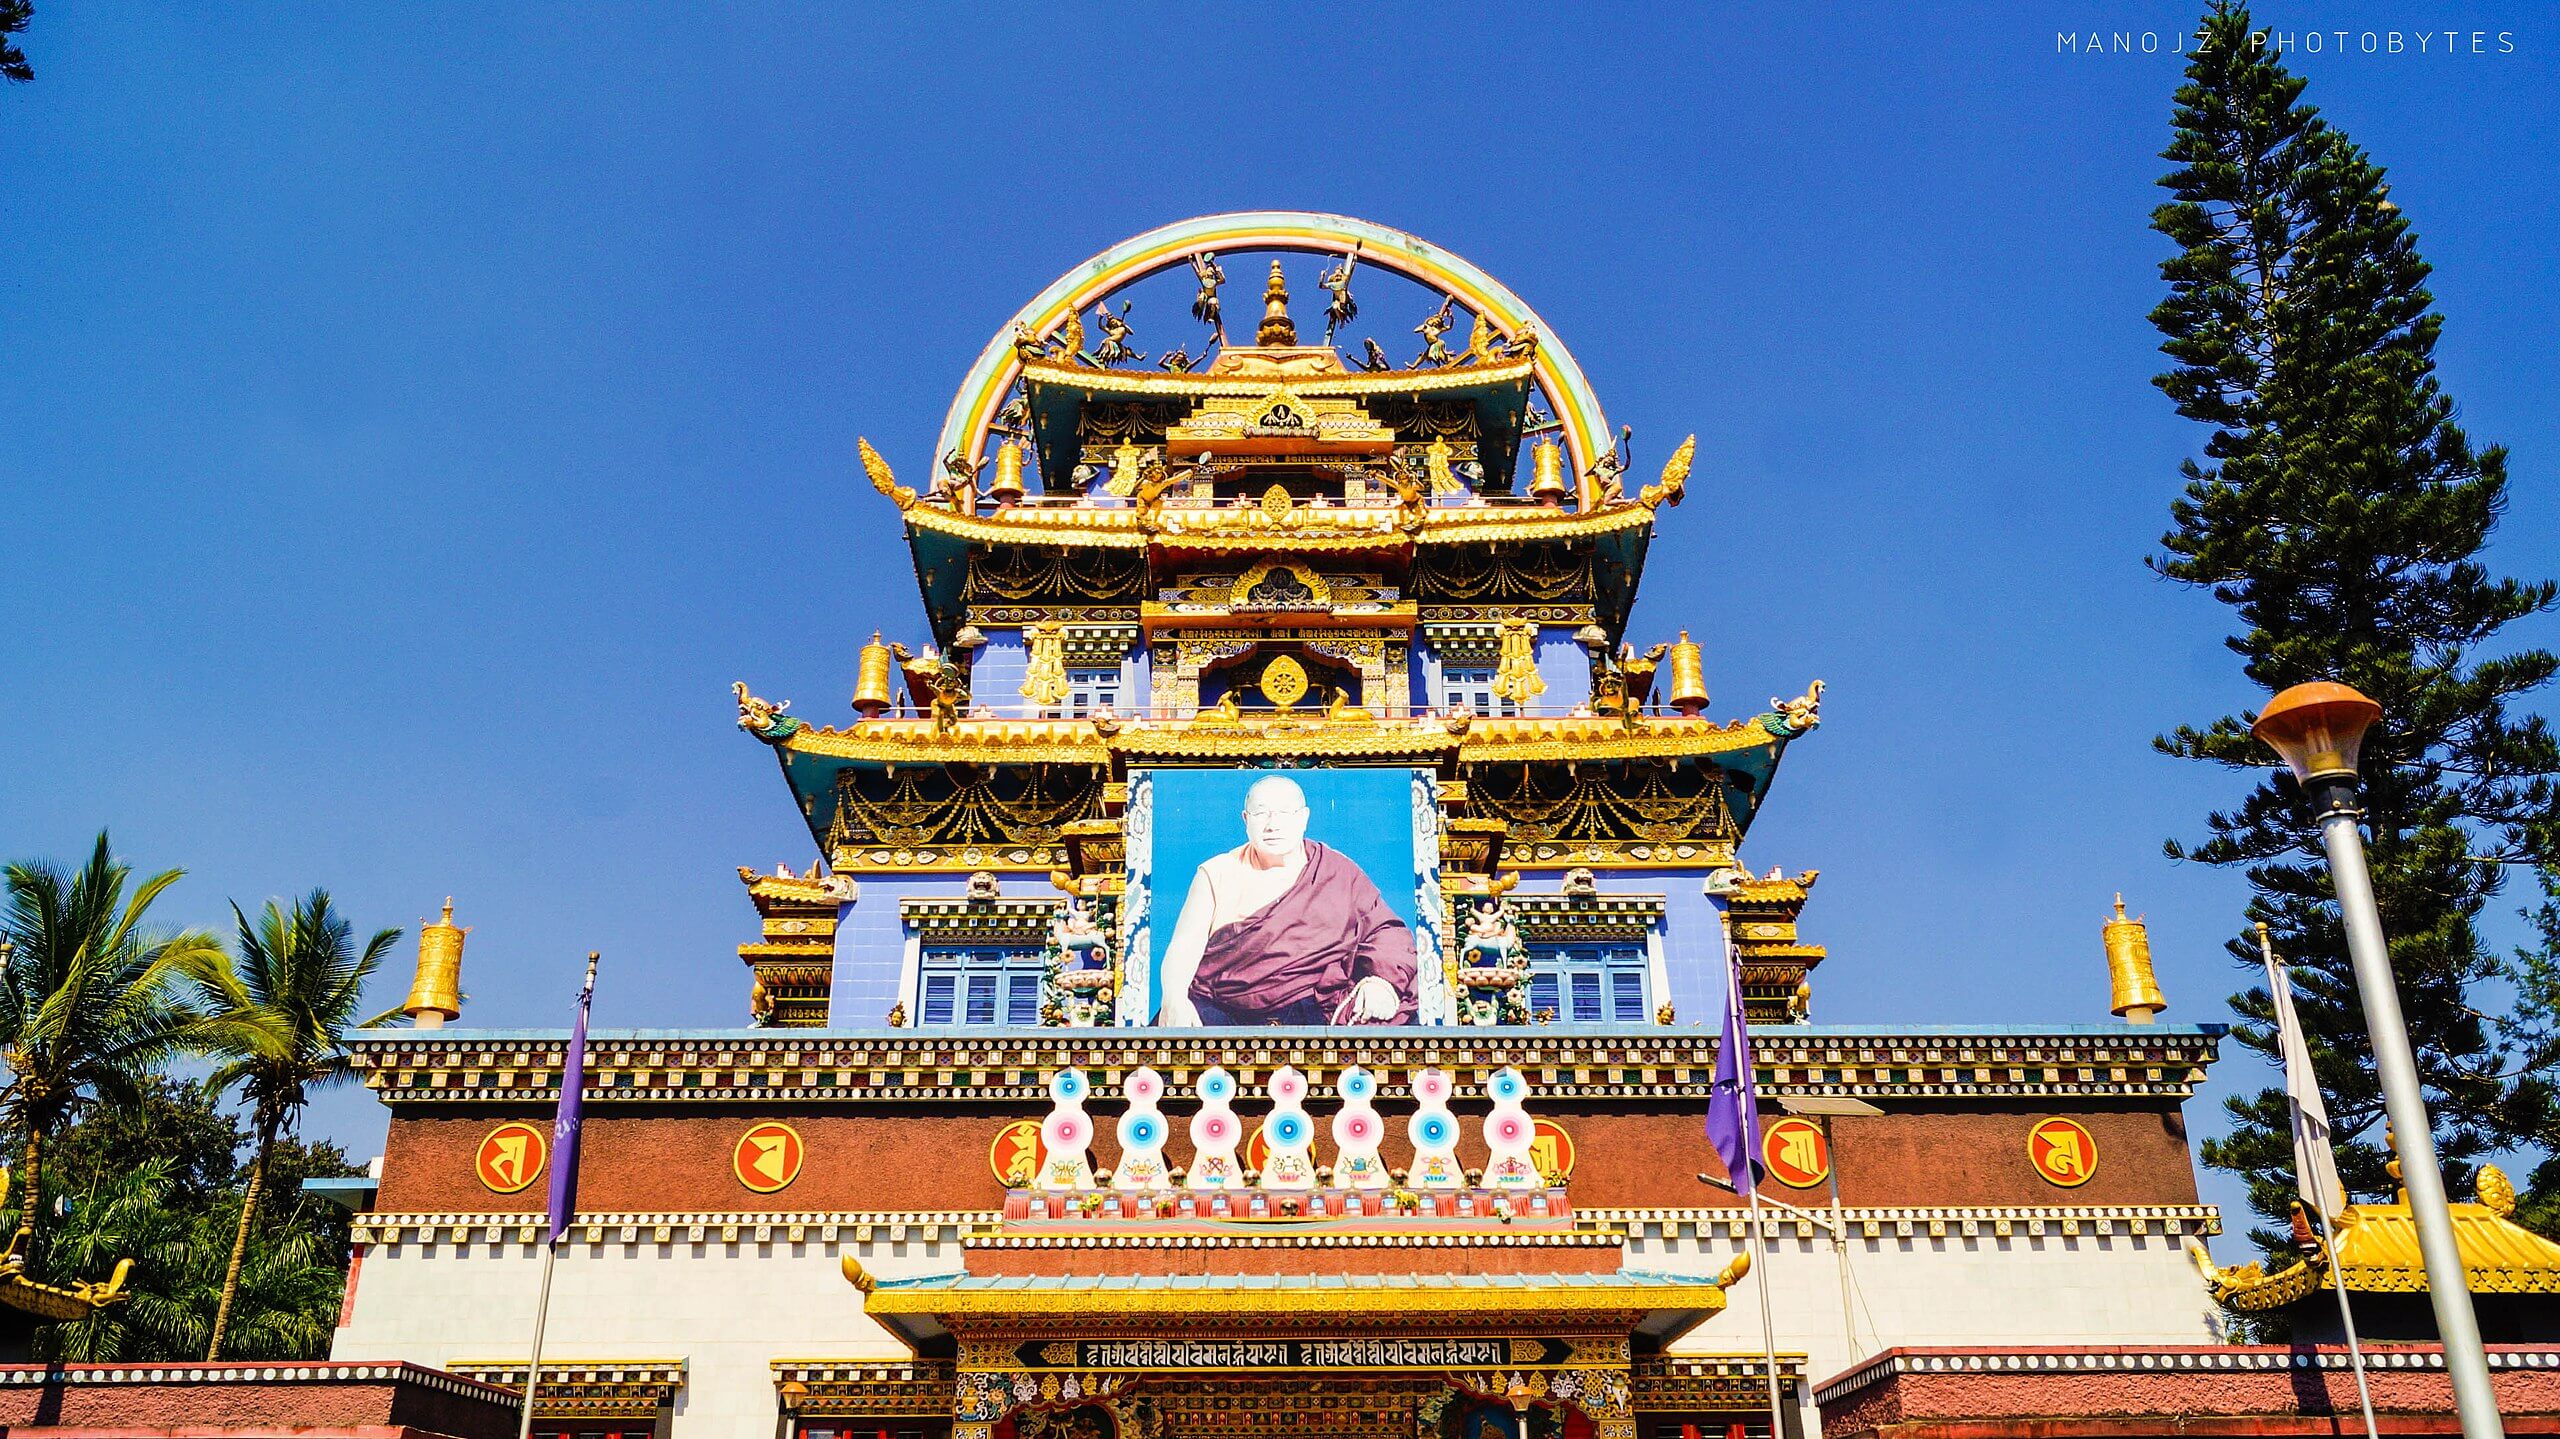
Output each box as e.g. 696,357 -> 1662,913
1256,259 -> 1297,347
2103,893 -> 2165,1024
405,897 -> 465,1029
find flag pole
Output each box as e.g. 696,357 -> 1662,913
2258,925 -> 2376,1439
520,950 -> 599,1439
1747,1177 -> 1786,1435
516,1239 -> 560,1439
1710,907 -> 1789,1438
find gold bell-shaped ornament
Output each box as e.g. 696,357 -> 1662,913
852,632 -> 898,718
1528,441 -> 1568,506
2103,895 -> 2167,1023
404,899 -> 466,1029
1665,630 -> 1710,715
988,441 -> 1027,507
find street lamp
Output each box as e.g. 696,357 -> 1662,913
2252,681 -> 2503,1439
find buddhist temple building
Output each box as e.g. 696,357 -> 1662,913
273,214 -> 2560,1439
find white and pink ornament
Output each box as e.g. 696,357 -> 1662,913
1405,1067 -> 1464,1189
1329,1066 -> 1388,1189
1481,1066 -> 1540,1188
1111,1066 -> 1170,1191
1035,1067 -> 1097,1191
1257,1065 -> 1318,1190
1184,1065 -> 1244,1190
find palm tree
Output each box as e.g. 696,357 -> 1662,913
192,891 -> 396,1360
0,833 -> 225,1275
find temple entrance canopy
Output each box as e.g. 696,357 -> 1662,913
832,1065 -> 1777,1439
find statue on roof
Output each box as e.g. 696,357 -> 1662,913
936,449 -> 980,503
1413,297 -> 1457,368
1188,252 -> 1227,345
1764,680 -> 1826,738
992,386 -> 1030,437
1158,344 -> 1197,373
1319,248 -> 1360,343
1056,307 -> 1087,363
1355,338 -> 1392,373
1584,423 -> 1633,505
1092,301 -> 1143,367
733,682 -> 804,742
1010,322 -> 1054,362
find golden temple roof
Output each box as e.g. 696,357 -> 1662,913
1014,354 -> 1538,399
2195,1165 -> 2560,1310
774,712 -> 1792,767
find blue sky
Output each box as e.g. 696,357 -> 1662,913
3,5 -> 2553,1227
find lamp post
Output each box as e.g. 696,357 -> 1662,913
2251,682 -> 2503,1439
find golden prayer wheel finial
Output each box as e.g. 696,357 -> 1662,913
989,440 -> 1026,507
1256,259 -> 1297,347
2104,894 -> 2165,1023
852,632 -> 896,717
404,898 -> 465,1029
1528,441 -> 1568,505
1666,630 -> 1710,715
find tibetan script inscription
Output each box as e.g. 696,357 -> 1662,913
1012,1338 -> 1572,1371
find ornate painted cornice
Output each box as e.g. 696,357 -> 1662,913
344,1025 -> 2223,1107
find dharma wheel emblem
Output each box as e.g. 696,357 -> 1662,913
474,1121 -> 548,1195
1261,655 -> 1310,708
1761,1117 -> 1829,1188
734,1120 -> 806,1193
2027,1118 -> 2098,1188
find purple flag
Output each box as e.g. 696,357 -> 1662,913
545,956 -> 597,1248
1704,914 -> 1762,1197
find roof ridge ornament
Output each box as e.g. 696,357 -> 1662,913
1256,259 -> 1297,347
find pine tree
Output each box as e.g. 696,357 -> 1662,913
2148,2 -> 2559,1254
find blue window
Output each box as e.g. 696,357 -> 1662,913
1440,667 -> 1520,717
1528,943 -> 1650,1024
1068,667 -> 1121,717
916,944 -> 1047,1028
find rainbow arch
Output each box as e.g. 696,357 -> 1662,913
934,211 -> 1613,479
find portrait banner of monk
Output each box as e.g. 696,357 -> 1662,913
1129,768 -> 1437,1027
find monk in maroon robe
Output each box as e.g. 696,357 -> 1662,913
1156,776 -> 1418,1026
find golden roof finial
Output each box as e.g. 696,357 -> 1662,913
1256,259 -> 1298,347
404,897 -> 465,1029
2104,894 -> 2165,1024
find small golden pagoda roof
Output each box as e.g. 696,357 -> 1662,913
2196,1165 -> 2560,1310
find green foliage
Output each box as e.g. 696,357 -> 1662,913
1,832 -> 227,1274
2149,2 -> 2560,1257
0,0 -> 30,84
46,1074 -> 249,1211
189,890 -> 395,1358
0,1082 -> 362,1361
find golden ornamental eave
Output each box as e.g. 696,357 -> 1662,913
1016,356 -> 1538,400
856,1276 -> 1729,1323
782,721 -> 1112,766
879,487 -> 1666,551
2191,1170 -> 2560,1310
776,715 -> 1787,768
1457,716 -> 1788,762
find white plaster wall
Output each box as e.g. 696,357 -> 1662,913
1630,1225 -> 2226,1434
333,1224 -> 2223,1439
332,1233 -> 958,1439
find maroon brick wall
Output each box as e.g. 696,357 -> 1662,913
375,1099 -> 2199,1215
